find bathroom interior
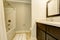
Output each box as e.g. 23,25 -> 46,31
0,0 -> 60,40
3,0 -> 31,40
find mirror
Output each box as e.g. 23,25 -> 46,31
46,0 -> 60,17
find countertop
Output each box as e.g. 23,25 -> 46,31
36,19 -> 60,27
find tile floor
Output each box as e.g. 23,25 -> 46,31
13,32 -> 31,40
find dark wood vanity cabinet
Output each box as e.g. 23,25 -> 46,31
36,22 -> 60,40
46,34 -> 56,40
47,26 -> 60,40
37,27 -> 45,40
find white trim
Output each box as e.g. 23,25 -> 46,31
0,0 -> 7,40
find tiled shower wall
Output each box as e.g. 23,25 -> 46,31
9,2 -> 31,32
5,8 -> 16,32
5,8 -> 16,40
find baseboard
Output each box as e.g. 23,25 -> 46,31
15,30 -> 30,34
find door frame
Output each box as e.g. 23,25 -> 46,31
0,0 -> 7,40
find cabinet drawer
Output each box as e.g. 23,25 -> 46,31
47,26 -> 60,40
36,23 -> 47,31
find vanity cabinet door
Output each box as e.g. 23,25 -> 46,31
47,25 -> 60,40
46,34 -> 56,40
37,23 -> 47,31
37,27 -> 45,40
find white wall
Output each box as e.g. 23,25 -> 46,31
8,2 -> 31,32
31,0 -> 47,40
0,0 -> 7,40
47,16 -> 60,22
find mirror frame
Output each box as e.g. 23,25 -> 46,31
46,0 -> 60,17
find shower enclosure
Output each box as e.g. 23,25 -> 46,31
3,0 -> 31,40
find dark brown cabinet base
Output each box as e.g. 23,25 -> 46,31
37,27 -> 45,40
36,22 -> 60,40
46,34 -> 56,40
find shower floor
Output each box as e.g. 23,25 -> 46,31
13,32 -> 31,40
